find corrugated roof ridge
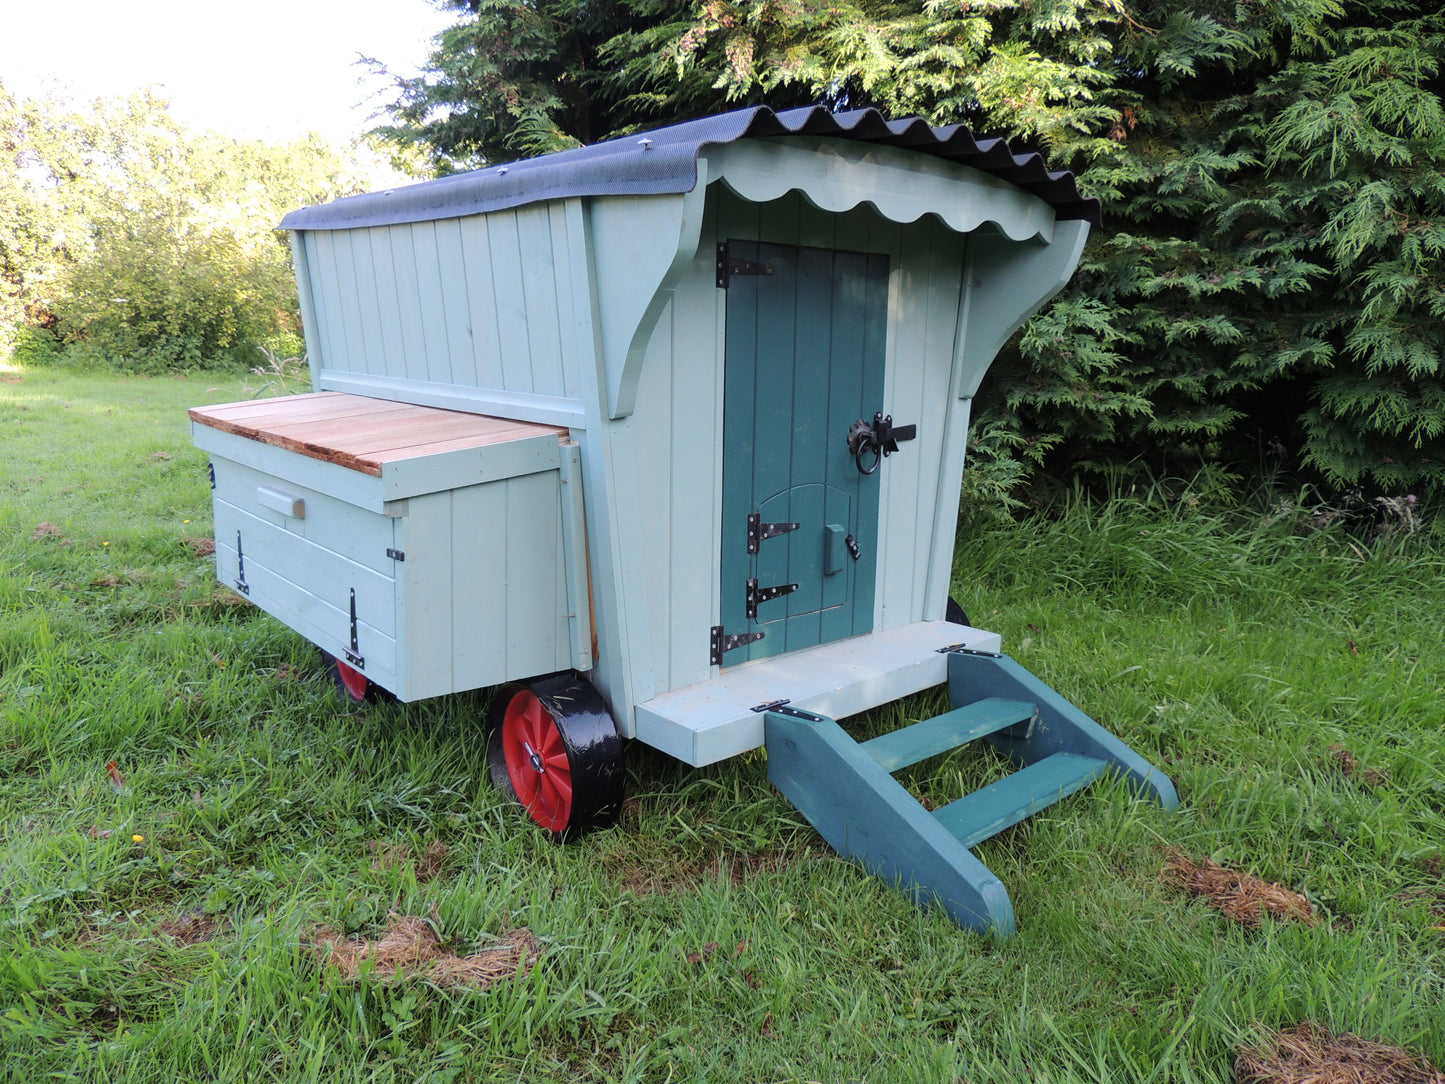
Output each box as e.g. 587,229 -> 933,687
281,104 -> 1099,232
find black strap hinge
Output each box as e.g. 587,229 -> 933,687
746,577 -> 798,619
710,625 -> 765,666
346,588 -> 365,669
233,530 -> 249,595
747,512 -> 800,554
386,548 -> 405,562
716,241 -> 775,289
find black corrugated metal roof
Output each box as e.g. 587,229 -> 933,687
281,105 -> 1100,232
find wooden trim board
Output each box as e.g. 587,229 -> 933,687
633,620 -> 1003,766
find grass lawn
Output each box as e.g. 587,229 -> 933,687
2,366 -> 1442,1082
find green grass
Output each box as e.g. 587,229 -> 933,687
2,367 -> 1442,1082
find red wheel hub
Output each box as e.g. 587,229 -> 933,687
336,659 -> 369,701
501,690 -> 573,832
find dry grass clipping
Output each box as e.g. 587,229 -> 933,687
1236,1023 -> 1445,1084
158,909 -> 219,945
311,915 -> 540,989
1327,744 -> 1389,788
1164,850 -> 1316,926
366,839 -> 451,883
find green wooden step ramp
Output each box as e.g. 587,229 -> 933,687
765,648 -> 1178,936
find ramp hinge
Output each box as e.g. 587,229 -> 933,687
751,698 -> 790,713
716,241 -> 774,289
710,625 -> 764,666
746,577 -> 798,619
747,512 -> 799,554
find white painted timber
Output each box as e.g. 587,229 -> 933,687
196,394 -> 577,701
957,220 -> 1090,399
634,621 -> 1003,766
316,371 -> 583,428
704,138 -> 1057,244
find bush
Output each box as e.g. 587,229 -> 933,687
1,85 -> 396,371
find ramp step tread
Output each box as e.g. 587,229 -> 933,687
860,698 -> 1036,773
934,752 -> 1108,850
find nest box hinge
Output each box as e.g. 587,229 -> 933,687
716,241 -> 775,289
345,588 -> 365,669
746,577 -> 798,620
746,512 -> 800,554
710,625 -> 764,667
233,530 -> 249,596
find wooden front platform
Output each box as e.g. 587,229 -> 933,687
189,392 -> 568,477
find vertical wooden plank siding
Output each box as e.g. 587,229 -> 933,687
367,227 -> 409,380
328,231 -> 369,374
303,232 -> 341,374
458,217 -> 505,388
449,479 -> 508,688
349,230 -> 389,376
668,253 -> 725,688
558,443 -> 594,672
433,219 -> 474,386
503,471 -> 562,678
487,213 -> 534,392
394,492 -> 453,698
515,206 -> 566,397
632,301 -> 675,688
388,226 -> 430,380
909,231 -> 965,617
548,203 -> 583,400
705,188 -> 965,645
288,233 -> 324,386
408,222 -> 452,384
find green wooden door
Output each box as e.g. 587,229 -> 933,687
718,240 -> 889,664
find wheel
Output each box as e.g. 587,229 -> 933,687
319,649 -> 393,704
945,596 -> 972,628
485,673 -> 625,839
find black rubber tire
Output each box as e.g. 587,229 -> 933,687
485,673 -> 625,840
319,649 -> 395,705
945,596 -> 973,628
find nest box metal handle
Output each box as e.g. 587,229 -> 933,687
846,412 -> 917,476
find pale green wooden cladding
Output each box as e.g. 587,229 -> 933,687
197,109 -> 1177,934
278,116 -> 1094,755
191,400 -> 587,701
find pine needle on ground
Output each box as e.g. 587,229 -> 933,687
310,916 -> 541,988
1236,1023 -> 1445,1084
1164,850 -> 1316,926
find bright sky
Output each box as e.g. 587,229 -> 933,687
0,0 -> 455,144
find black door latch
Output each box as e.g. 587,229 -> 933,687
846,412 -> 917,475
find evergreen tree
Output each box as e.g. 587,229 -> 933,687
373,0 -> 1445,499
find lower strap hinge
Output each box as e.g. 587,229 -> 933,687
746,577 -> 798,619
710,625 -> 765,666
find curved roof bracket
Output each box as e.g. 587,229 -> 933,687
587,175 -> 710,420
955,219 -> 1091,401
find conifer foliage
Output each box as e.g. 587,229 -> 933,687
374,0 -> 1445,497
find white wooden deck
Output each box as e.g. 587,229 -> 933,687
633,620 -> 1002,766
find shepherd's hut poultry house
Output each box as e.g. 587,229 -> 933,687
189,106 -> 1176,935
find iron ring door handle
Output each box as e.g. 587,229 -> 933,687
846,419 -> 882,475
